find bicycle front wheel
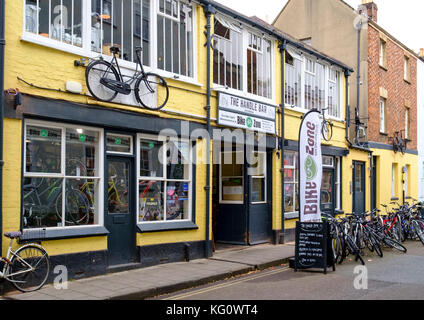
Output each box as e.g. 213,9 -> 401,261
86,60 -> 120,102
321,120 -> 333,141
8,245 -> 50,292
412,220 -> 424,245
135,73 -> 169,110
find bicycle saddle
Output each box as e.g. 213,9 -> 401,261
110,46 -> 120,54
4,231 -> 22,239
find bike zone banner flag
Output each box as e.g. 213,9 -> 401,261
298,110 -> 323,223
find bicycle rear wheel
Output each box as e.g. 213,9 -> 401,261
86,60 -> 120,102
321,120 -> 333,141
383,237 -> 407,253
135,73 -> 169,110
8,245 -> 50,292
412,220 -> 424,245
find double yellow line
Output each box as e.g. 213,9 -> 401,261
163,266 -> 291,300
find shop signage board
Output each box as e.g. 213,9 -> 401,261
298,109 -> 322,223
294,222 -> 335,274
217,92 -> 276,134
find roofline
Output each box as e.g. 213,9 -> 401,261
271,0 -> 292,26
198,0 -> 354,72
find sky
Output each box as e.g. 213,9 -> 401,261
213,0 -> 424,53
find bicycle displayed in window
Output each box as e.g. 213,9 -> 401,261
0,231 -> 50,292
85,46 -> 169,110
23,178 -> 90,228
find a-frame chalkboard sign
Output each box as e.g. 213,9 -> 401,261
294,222 -> 336,274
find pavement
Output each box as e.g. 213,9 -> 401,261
2,243 -> 295,300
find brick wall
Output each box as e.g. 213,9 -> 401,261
367,25 -> 417,150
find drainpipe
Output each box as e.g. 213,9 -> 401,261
344,70 -> 353,148
0,0 -> 5,255
355,20 -> 362,146
278,41 -> 287,244
203,4 -> 216,258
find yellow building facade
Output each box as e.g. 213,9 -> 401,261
0,0 -> 382,282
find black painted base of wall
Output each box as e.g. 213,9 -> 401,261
284,228 -> 296,242
139,240 -> 211,268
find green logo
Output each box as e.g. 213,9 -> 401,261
79,134 -> 86,142
115,138 -> 121,145
148,142 -> 155,149
40,129 -> 48,138
305,155 -> 317,181
246,117 -> 253,128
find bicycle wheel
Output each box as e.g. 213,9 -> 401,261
321,120 -> 333,141
412,220 -> 424,245
383,237 -> 407,253
135,72 -> 169,110
56,189 -> 90,225
86,60 -> 120,102
8,245 -> 50,292
346,236 -> 365,265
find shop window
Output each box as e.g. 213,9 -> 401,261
213,17 -> 243,91
284,151 -> 298,213
106,133 -> 133,154
250,152 -> 266,203
138,136 -> 192,223
23,121 -> 103,229
220,151 -> 244,203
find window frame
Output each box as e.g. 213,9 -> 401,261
404,55 -> 411,82
284,49 -> 343,121
23,119 -> 105,230
379,97 -> 387,134
283,150 -> 298,215
250,151 -> 267,205
212,14 -> 276,106
136,133 -> 193,224
21,0 -> 199,86
379,38 -> 387,69
219,150 -> 244,205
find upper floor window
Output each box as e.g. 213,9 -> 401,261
379,39 -> 387,68
285,50 -> 342,119
380,97 -> 386,134
304,58 -> 325,111
24,0 -> 196,79
404,55 -> 411,82
328,68 -> 340,118
212,16 -> 274,101
247,32 -> 272,99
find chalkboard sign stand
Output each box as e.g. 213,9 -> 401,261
294,222 -> 336,275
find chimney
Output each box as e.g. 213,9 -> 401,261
420,48 -> 424,58
358,0 -> 378,23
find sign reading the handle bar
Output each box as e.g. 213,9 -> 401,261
298,110 -> 322,223
217,92 -> 276,134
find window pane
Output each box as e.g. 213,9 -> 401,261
140,139 -> 164,178
166,181 -> 189,220
250,152 -> 266,176
222,177 -> 243,202
112,0 -> 122,57
284,168 -> 295,182
167,141 -> 190,180
107,161 -> 130,214
65,178 -> 97,226
66,128 -> 99,177
321,170 -> 333,210
139,180 -> 164,221
26,126 -> 62,174
284,183 -> 294,212
122,0 -> 132,61
221,152 -> 243,177
23,178 -> 63,228
25,0 -> 39,34
157,15 -> 164,69
252,177 -> 265,202
107,134 -> 132,153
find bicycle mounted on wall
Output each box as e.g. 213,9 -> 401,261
85,46 -> 169,110
390,130 -> 408,155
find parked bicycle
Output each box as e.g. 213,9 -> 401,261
86,46 -> 169,110
0,231 -> 50,292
